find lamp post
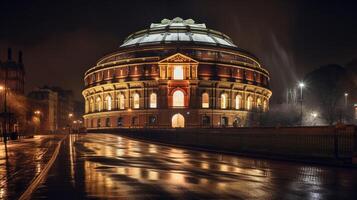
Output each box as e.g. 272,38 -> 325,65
34,110 -> 41,134
0,85 -> 7,145
344,93 -> 349,107
344,93 -> 349,123
298,82 -> 305,126
68,113 -> 73,134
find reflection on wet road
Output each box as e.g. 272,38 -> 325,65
0,135 -> 64,200
32,134 -> 357,199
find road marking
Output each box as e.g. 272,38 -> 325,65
18,135 -> 67,200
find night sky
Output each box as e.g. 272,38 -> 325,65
1,0 -> 356,102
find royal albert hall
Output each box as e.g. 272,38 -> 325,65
83,17 -> 272,129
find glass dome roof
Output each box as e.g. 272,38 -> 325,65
120,17 -> 237,48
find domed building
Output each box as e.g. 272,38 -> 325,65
82,17 -> 272,129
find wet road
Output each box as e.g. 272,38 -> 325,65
0,135 -> 64,200
31,133 -> 357,200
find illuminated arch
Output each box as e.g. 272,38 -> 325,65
247,96 -> 253,110
173,90 -> 184,107
95,96 -> 102,111
117,94 -> 125,110
257,98 -> 262,111
133,93 -> 140,109
172,113 -> 185,128
105,95 -> 112,111
221,93 -> 228,109
235,94 -> 242,109
150,93 -> 157,108
202,92 -> 209,108
90,98 -> 94,112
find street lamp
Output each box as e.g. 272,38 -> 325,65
0,85 -> 7,145
298,82 -> 305,126
33,110 -> 41,134
344,93 -> 349,107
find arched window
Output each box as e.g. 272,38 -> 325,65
150,93 -> 157,108
133,93 -> 140,109
202,92 -> 209,108
221,93 -> 228,109
173,90 -> 184,107
263,100 -> 268,111
96,97 -> 102,111
235,95 -> 242,109
257,98 -> 262,111
247,96 -> 253,110
90,98 -> 95,112
173,65 -> 184,80
105,95 -> 112,111
172,113 -> 185,128
118,94 -> 125,110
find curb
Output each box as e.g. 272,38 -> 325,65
18,135 -> 67,200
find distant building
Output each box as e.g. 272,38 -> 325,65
41,86 -> 74,130
28,88 -> 58,133
0,48 -> 26,135
28,86 -> 74,133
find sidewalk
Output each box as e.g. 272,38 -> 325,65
0,134 -> 65,200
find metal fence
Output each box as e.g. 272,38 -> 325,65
94,125 -> 357,161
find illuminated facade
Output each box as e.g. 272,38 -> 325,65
83,17 -> 272,129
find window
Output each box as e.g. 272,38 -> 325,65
96,97 -> 102,111
173,65 -> 184,80
118,94 -> 125,110
105,118 -> 111,127
173,90 -> 184,107
221,93 -> 228,109
247,96 -> 253,110
235,95 -> 242,109
97,118 -> 101,127
117,117 -> 123,127
105,95 -> 112,111
90,99 -> 95,112
133,93 -> 140,109
263,100 -> 267,111
257,98 -> 262,111
202,92 -> 209,108
150,93 -> 157,108
202,116 -> 210,126
149,116 -> 157,124
221,117 -> 228,127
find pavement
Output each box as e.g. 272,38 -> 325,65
26,133 -> 357,200
0,134 -> 65,200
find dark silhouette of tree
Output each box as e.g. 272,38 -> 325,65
304,65 -> 354,125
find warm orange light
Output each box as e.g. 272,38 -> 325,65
68,113 -> 73,118
34,110 -> 41,115
0,85 -> 4,91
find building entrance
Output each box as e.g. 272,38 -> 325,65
172,113 -> 185,128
